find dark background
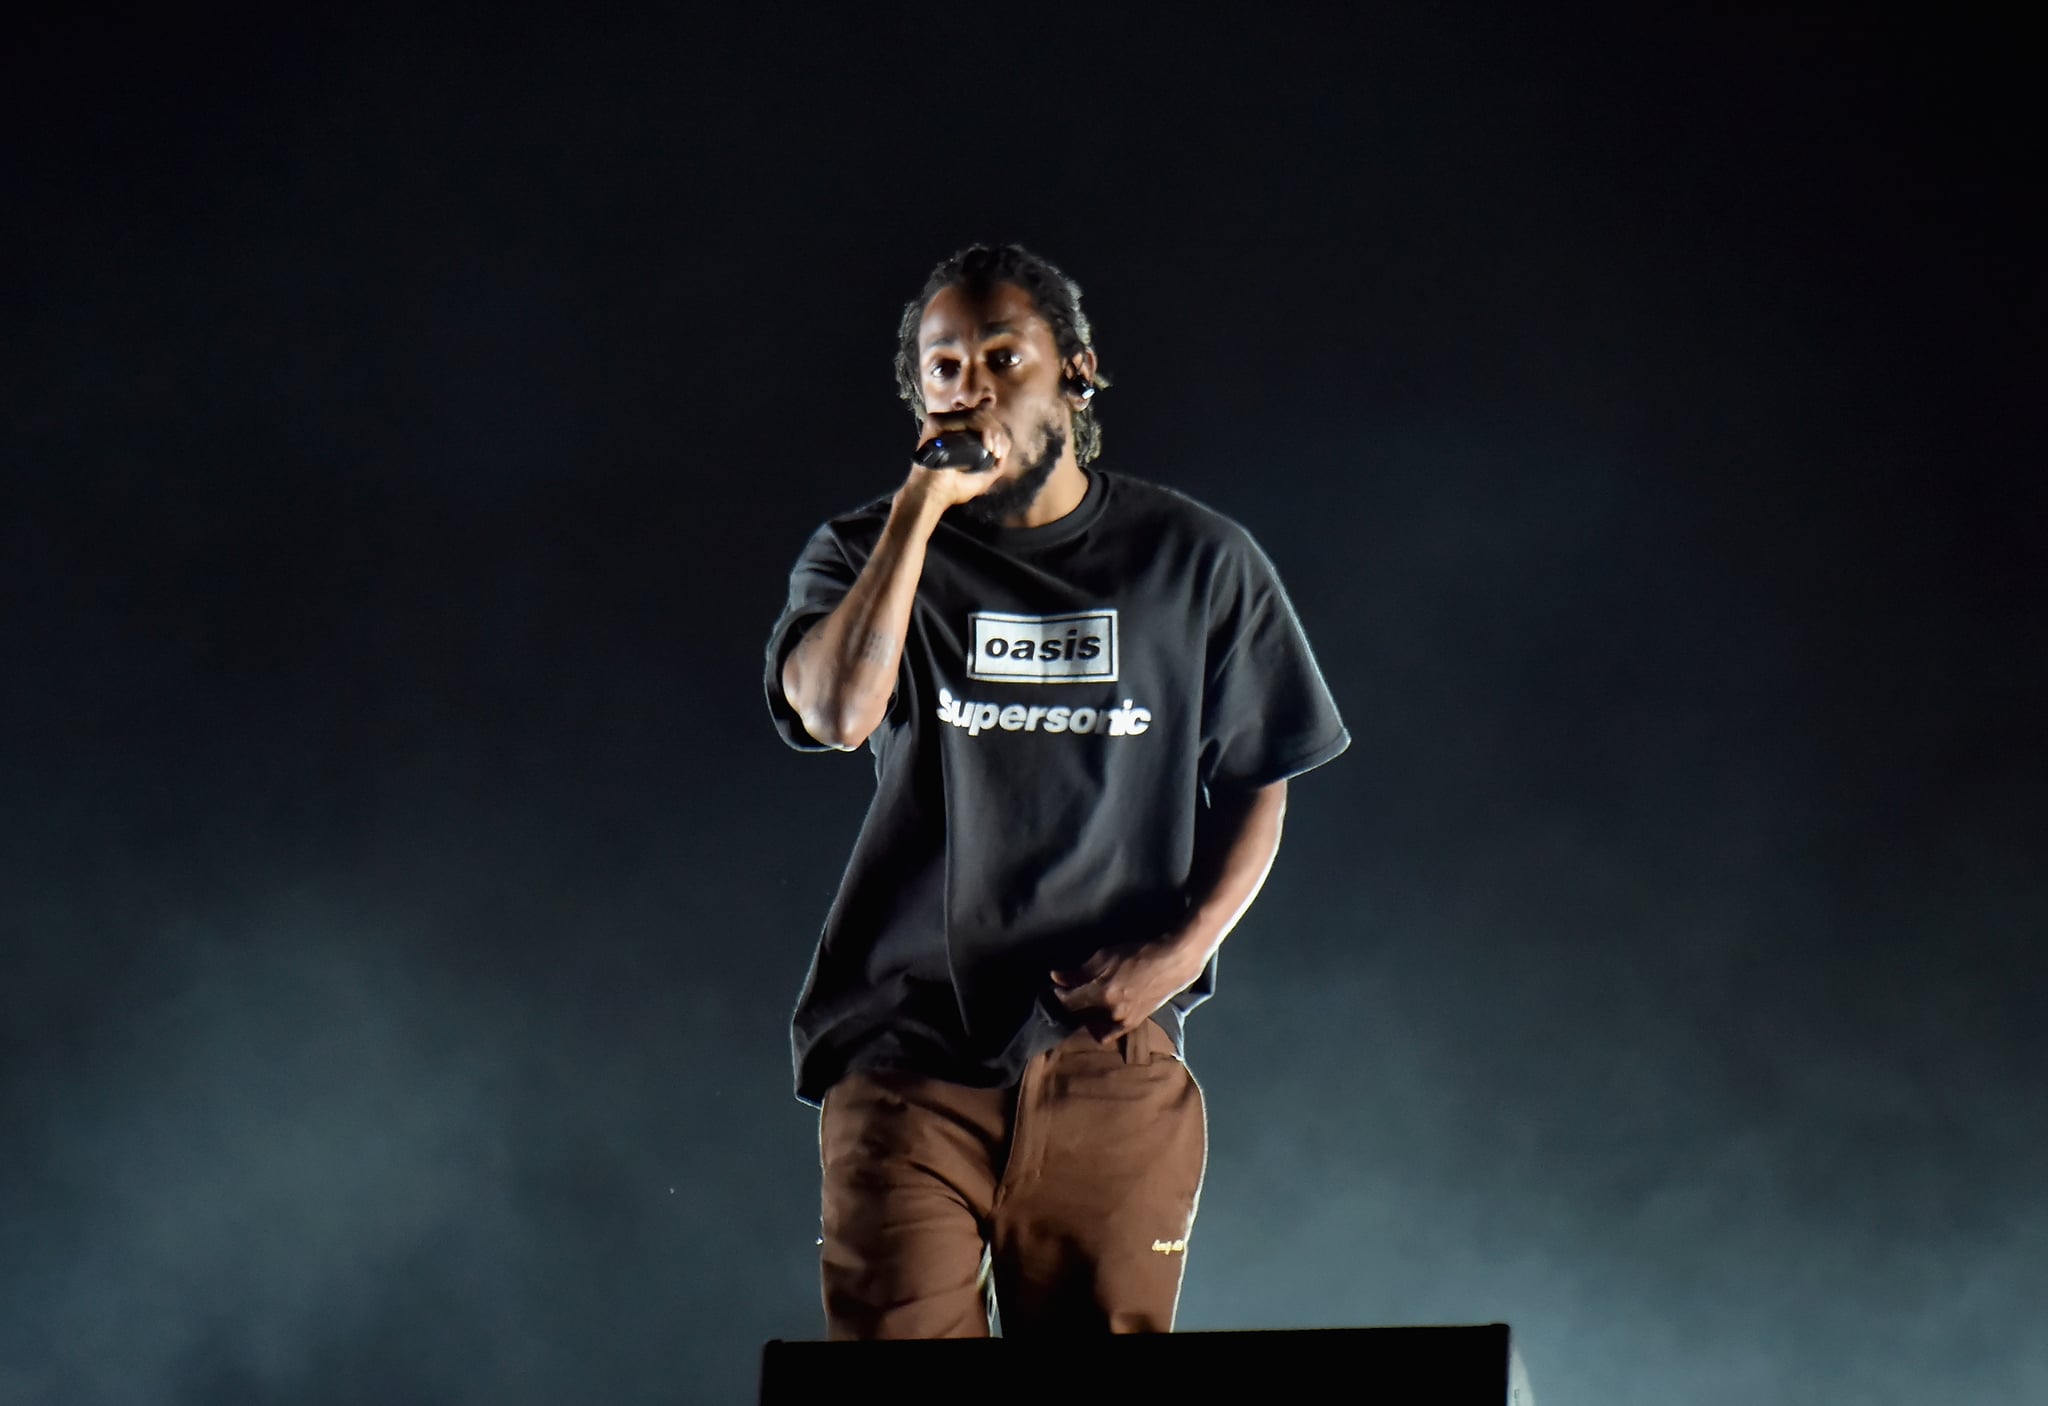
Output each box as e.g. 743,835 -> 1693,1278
4,9 -> 2041,1403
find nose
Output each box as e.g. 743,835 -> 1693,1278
947,359 -> 995,412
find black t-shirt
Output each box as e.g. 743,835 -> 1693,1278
764,468 -> 1349,1106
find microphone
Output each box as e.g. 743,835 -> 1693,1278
914,431 -> 997,473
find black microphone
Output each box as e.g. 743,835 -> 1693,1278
914,431 -> 997,472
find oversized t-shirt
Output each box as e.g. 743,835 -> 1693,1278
763,467 -> 1348,1106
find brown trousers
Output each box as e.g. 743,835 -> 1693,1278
818,1017 -> 1208,1338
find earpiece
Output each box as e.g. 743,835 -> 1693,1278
1063,374 -> 1097,402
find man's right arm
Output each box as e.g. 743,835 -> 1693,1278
779,472 -> 954,752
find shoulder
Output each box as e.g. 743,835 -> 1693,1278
799,491 -> 896,558
1098,471 -> 1258,549
1096,470 -> 1269,569
820,490 -> 895,535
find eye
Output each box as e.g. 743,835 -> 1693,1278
988,348 -> 1022,369
927,359 -> 957,381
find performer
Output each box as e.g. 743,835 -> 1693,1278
764,244 -> 1349,1338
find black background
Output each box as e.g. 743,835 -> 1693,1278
4,10 -> 2041,1403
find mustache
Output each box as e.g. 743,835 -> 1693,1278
931,409 -> 1004,434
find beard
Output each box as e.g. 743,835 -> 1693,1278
952,421 -> 1067,527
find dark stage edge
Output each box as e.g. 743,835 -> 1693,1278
761,1323 -> 1536,1403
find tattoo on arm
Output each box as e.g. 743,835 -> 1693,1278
855,630 -> 896,666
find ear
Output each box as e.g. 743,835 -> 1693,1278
1064,348 -> 1100,403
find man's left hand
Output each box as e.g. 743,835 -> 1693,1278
1049,935 -> 1209,1044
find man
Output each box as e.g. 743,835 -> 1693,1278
763,244 -> 1348,1339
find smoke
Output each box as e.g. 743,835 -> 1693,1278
0,851 -> 819,1405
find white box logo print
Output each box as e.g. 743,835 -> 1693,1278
966,609 -> 1118,684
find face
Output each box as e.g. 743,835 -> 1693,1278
916,280 -> 1076,519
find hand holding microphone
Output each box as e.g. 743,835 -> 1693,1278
899,410 -> 1014,516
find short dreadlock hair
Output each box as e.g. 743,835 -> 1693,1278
893,243 -> 1112,465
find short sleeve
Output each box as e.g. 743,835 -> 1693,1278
763,522 -> 859,752
1198,529 -> 1350,796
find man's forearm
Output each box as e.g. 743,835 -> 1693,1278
1168,779 -> 1289,964
783,483 -> 947,750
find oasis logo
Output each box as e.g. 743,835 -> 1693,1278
967,609 -> 1118,684
936,688 -> 1152,739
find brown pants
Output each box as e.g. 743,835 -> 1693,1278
818,1018 -> 1208,1339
